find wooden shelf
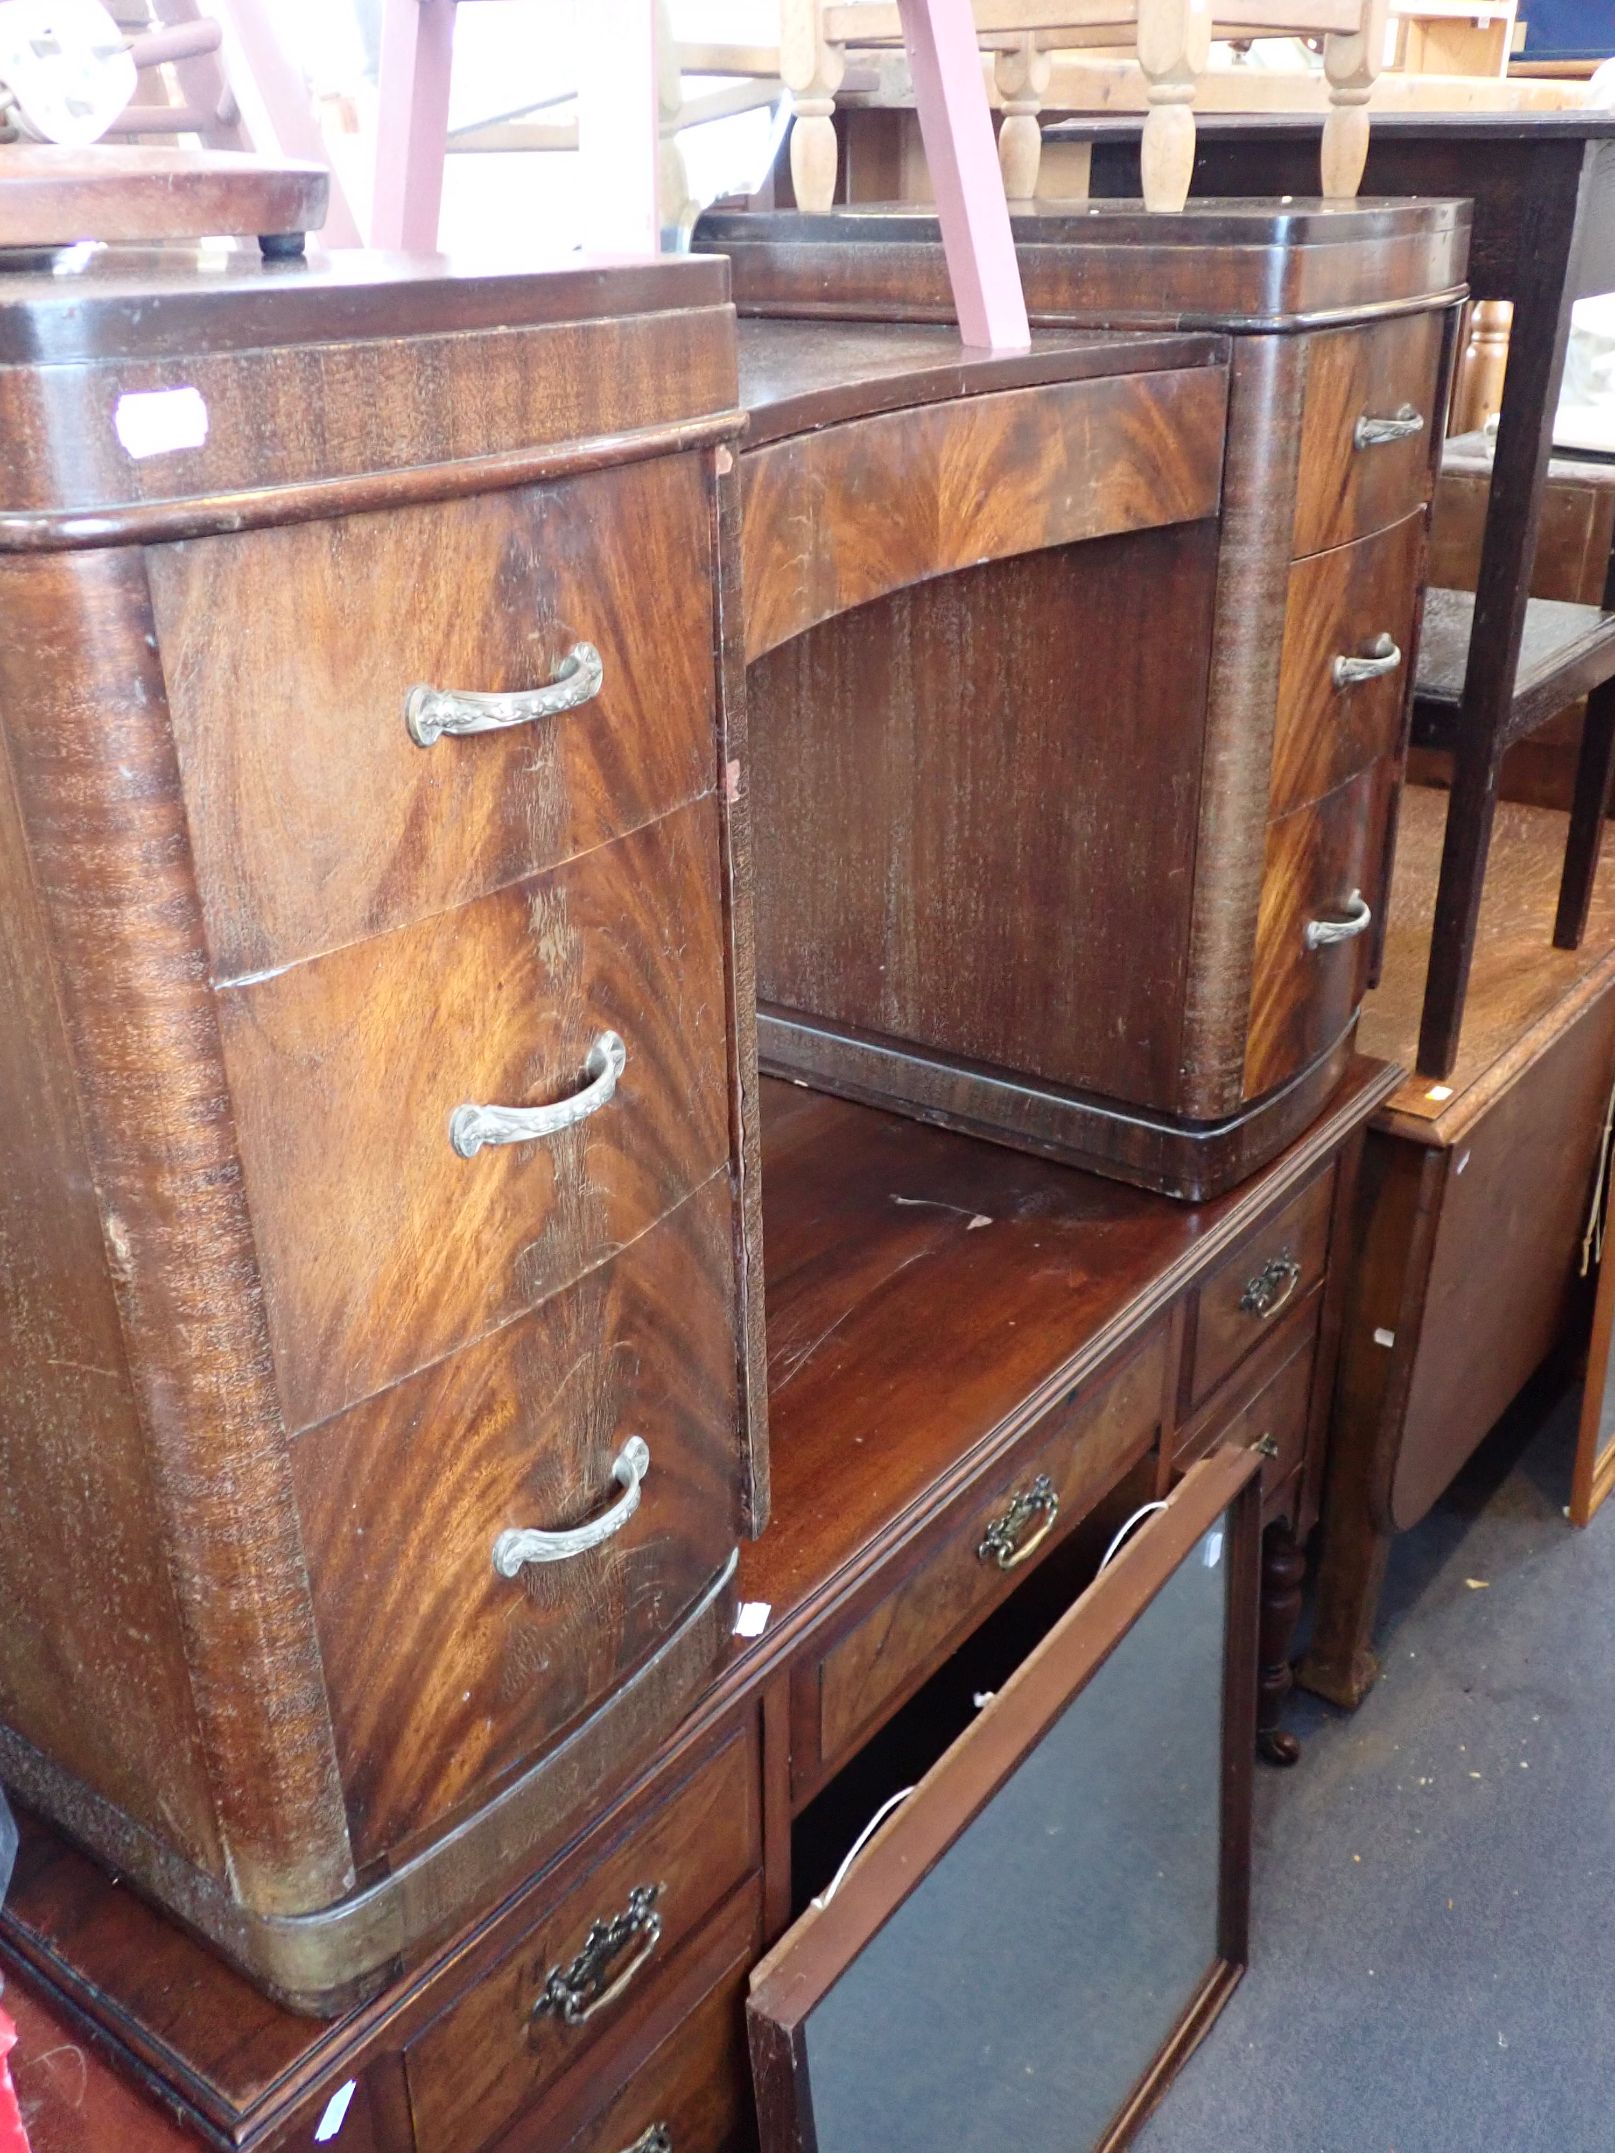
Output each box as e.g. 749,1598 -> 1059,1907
1360,782 -> 1615,1137
1413,585 -> 1615,746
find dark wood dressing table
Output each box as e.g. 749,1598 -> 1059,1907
0,1059 -> 1396,2151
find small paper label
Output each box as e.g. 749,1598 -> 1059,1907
314,2080 -> 357,2142
733,1600 -> 770,1639
1201,1528 -> 1224,1570
1373,1327 -> 1396,1348
115,384 -> 209,460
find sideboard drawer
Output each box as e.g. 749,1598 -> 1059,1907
1269,510 -> 1424,819
405,1720 -> 761,2153
294,1172 -> 741,1864
1292,310 -> 1445,557
1243,759 -> 1392,1102
1222,1312 -> 1321,1513
1186,1167 -> 1334,1412
801,1331 -> 1167,1798
154,454 -> 718,979
219,798 -> 731,1431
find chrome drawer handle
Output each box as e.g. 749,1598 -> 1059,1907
451,1030 -> 626,1159
1240,1252 -> 1301,1320
405,640 -> 604,747
1353,404 -> 1424,450
494,1437 -> 650,1577
530,1882 -> 663,2033
619,2130 -> 673,2153
978,1473 -> 1059,1572
1304,890 -> 1372,952
1332,633 -> 1402,690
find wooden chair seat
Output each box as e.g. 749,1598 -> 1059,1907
1410,585 -> 1615,960
1412,585 -> 1615,750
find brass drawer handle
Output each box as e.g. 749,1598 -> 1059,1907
451,1029 -> 625,1159
1353,404 -> 1424,450
494,1437 -> 649,1577
978,1473 -> 1059,1572
1304,890 -> 1371,952
619,2131 -> 672,2153
1332,633 -> 1402,690
405,640 -> 604,746
1240,1252 -> 1302,1320
1254,1434 -> 1282,1460
530,1882 -> 663,2034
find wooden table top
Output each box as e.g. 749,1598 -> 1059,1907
1361,782 -> 1615,1140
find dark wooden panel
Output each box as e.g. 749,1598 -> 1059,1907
1186,1165 -> 1336,1412
153,455 -> 719,976
405,1722 -> 759,2153
740,365 -> 1225,660
1270,512 -> 1425,818
294,1173 -> 741,1866
1244,761 -> 1392,1101
1292,312 -> 1446,557
811,1333 -> 1166,1787
217,799 -> 731,1432
750,520 -> 1221,1114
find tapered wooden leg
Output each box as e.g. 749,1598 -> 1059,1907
1554,676 -> 1615,949
1417,746 -> 1502,1078
781,5 -> 845,213
1321,0 -> 1385,199
1137,0 -> 1206,213
1297,1485 -> 1392,1710
1257,1520 -> 1307,1766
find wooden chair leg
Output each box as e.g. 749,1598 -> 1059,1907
1321,0 -> 1385,197
1257,1518 -> 1307,1765
1554,676 -> 1615,950
1137,0 -> 1207,213
994,37 -> 1049,199
1416,745 -> 1503,1079
782,3 -> 844,211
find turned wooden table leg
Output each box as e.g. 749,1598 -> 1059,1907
1257,1518 -> 1307,1766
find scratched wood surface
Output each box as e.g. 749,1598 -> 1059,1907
151,454 -> 719,977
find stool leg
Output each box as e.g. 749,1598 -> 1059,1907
1417,745 -> 1502,1079
1554,677 -> 1615,950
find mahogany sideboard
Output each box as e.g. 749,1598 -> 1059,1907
0,246 -> 767,2012
0,1059 -> 1397,2151
696,198 -> 1467,1199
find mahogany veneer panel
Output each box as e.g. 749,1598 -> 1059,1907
752,520 -> 1220,1113
219,799 -> 731,1433
295,1173 -> 741,1865
153,454 -> 718,976
1270,512 -> 1425,818
1291,310 -> 1446,556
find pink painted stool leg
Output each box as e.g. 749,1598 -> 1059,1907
897,0 -> 1029,350
372,0 -> 456,252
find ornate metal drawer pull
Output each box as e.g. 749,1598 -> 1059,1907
1332,633 -> 1402,690
1304,890 -> 1371,952
1254,1434 -> 1282,1460
405,640 -> 604,747
978,1473 -> 1059,1571
618,2129 -> 673,2153
494,1437 -> 650,1577
530,1882 -> 663,2033
451,1030 -> 626,1159
1240,1252 -> 1302,1321
1353,404 -> 1424,450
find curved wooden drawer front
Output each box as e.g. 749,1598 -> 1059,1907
153,454 -> 718,980
1243,760 -> 1393,1103
1270,511 -> 1424,818
405,1722 -> 760,2153
740,364 -> 1226,662
801,1329 -> 1167,1800
293,1171 -> 741,1864
1292,310 -> 1445,557
219,799 -> 730,1431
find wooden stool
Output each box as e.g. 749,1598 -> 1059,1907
1411,586 -> 1615,967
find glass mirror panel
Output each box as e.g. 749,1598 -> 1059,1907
802,1517 -> 1230,2153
